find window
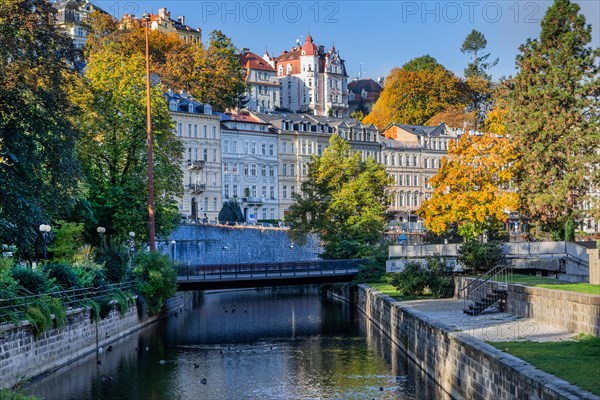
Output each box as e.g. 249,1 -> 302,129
232,184 -> 238,197
250,164 -> 257,176
278,65 -> 283,76
301,141 -> 306,154
281,142 -> 287,153
212,126 -> 216,139
269,166 -> 274,177
270,186 -> 275,199
282,164 -> 287,176
223,140 -> 229,152
291,186 -> 295,195
213,149 -> 217,162
232,163 -> 238,174
251,186 -> 257,197
318,144 -> 323,156
204,197 -> 208,212
269,144 -> 274,156
244,142 -> 249,154
177,123 -> 182,136
261,165 -> 267,176
203,125 -> 207,138
244,164 -> 249,176
286,64 -> 292,74
203,149 -> 208,161
290,143 -> 294,154
194,148 -> 198,160
194,125 -> 198,137
213,198 -> 217,211
290,164 -> 295,176
251,143 -> 256,155
270,208 -> 275,220
302,163 -> 307,176
283,186 -> 288,199
232,140 -> 237,153
223,162 -> 229,174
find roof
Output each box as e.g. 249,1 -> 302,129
348,79 -> 382,94
239,51 -> 275,72
385,123 -> 448,137
164,90 -> 212,114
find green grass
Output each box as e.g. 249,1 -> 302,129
488,334 -> 600,396
504,274 -> 600,295
365,282 -> 435,301
0,390 -> 39,400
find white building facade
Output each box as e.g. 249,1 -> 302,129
238,49 -> 280,112
166,91 -> 222,223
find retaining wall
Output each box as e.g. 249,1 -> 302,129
158,224 -> 321,265
455,277 -> 600,337
355,285 -> 599,400
0,292 -> 191,389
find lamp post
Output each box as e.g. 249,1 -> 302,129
142,12 -> 156,252
38,224 -> 51,261
97,226 -> 106,252
128,231 -> 136,260
171,240 -> 176,261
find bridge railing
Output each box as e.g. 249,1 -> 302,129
175,259 -> 363,281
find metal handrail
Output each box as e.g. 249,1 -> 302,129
460,264 -> 507,294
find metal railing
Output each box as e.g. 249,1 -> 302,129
0,282 -> 135,324
176,259 -> 363,281
461,264 -> 512,315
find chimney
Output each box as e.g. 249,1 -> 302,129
318,45 -> 324,54
240,48 -> 250,54
177,16 -> 185,25
158,8 -> 169,19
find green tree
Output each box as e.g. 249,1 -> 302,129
133,252 -> 177,314
73,35 -> 183,243
457,240 -> 504,273
401,54 -> 442,72
47,221 -> 84,261
504,0 -> 600,234
218,199 -> 245,224
0,0 -> 82,257
460,29 -> 498,80
285,135 -> 392,259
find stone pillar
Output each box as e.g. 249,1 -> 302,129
587,248 -> 600,285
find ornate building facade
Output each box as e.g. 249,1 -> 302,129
266,34 -> 349,117
219,112 -> 279,222
166,90 -> 222,223
238,49 -> 280,113
53,0 -> 105,49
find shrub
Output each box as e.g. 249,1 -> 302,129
43,262 -> 81,289
10,266 -> 48,294
457,240 -> 503,273
218,199 -> 245,224
96,241 -> 129,283
353,241 -> 389,283
390,261 -> 430,296
133,252 -> 177,315
0,256 -> 14,274
24,298 -> 52,337
0,389 -> 40,400
72,259 -> 106,288
390,256 -> 454,298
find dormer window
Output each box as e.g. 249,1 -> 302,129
188,103 -> 194,113
204,104 -> 212,114
169,100 -> 177,111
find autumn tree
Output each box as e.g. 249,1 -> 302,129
364,65 -> 468,129
73,33 -> 183,242
285,135 -> 392,259
418,133 -> 520,240
504,0 -> 600,236
425,106 -> 476,129
85,14 -> 245,112
401,54 -> 442,72
0,0 -> 82,257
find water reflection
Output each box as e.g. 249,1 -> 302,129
25,286 -> 446,400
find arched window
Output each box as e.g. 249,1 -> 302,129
278,65 -> 283,76
286,64 -> 292,74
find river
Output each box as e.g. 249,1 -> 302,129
24,286 -> 448,400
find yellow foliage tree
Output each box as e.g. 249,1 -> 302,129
483,108 -> 507,134
418,133 -> 520,240
363,66 -> 468,130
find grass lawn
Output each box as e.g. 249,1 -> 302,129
504,275 -> 600,295
488,334 -> 600,396
365,282 -> 436,301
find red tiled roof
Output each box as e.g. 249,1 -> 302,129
239,51 -> 275,72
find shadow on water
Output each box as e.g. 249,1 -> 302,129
24,286 -> 446,400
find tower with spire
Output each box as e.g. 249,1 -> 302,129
273,33 -> 348,117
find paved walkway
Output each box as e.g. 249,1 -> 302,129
402,299 -> 577,342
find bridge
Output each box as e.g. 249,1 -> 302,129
175,259 -> 362,290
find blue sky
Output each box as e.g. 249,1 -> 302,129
95,0 -> 599,81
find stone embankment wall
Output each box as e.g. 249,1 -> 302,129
456,277 -> 600,337
158,224 -> 321,265
353,285 -> 598,400
0,292 -> 191,389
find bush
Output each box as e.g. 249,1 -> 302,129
0,257 -> 14,274
457,240 -> 503,273
390,262 -> 430,296
72,259 -> 106,287
96,241 -> 129,283
10,266 -> 48,294
0,389 -> 40,400
390,256 -> 454,298
353,241 -> 389,283
133,252 -> 177,314
43,262 -> 81,289
47,220 -> 84,261
218,199 -> 245,224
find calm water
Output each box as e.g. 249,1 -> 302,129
24,286 -> 448,400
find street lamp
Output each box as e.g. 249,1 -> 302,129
142,11 -> 156,252
38,224 -> 51,261
128,231 -> 136,260
171,240 -> 176,261
97,226 -> 106,252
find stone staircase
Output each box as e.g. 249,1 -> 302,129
461,265 -> 512,316
463,285 -> 508,316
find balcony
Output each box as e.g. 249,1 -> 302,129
187,160 -> 205,170
243,196 -> 264,206
186,183 -> 206,194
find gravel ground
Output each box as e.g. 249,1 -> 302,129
401,299 -> 578,343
